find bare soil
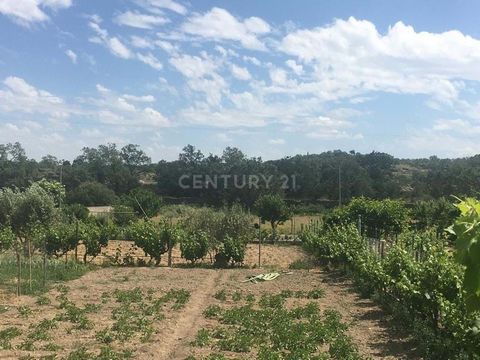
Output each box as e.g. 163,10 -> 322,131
0,245 -> 418,359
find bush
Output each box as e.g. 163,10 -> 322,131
179,205 -> 253,266
44,222 -> 78,257
68,181 -> 117,206
324,197 -> 409,238
62,203 -> 89,222
121,188 -> 162,218
127,220 -> 177,265
180,230 -> 209,263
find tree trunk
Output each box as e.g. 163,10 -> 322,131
167,244 -> 172,267
16,249 -> 21,296
28,239 -> 32,293
271,221 -> 277,243
43,238 -> 47,288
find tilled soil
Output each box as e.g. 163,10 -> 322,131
0,245 -> 418,359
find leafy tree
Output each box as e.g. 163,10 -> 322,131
62,203 -> 89,222
324,197 -> 409,238
0,182 -> 57,293
120,144 -> 151,168
81,221 -> 113,264
180,230 -> 209,264
44,223 -> 77,258
68,181 -> 117,206
122,188 -> 162,218
127,220 -> 176,265
36,179 -> 65,207
412,197 -> 460,237
254,194 -> 291,238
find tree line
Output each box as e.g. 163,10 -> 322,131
2,142 -> 480,209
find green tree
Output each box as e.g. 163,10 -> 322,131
122,188 -> 162,218
254,194 -> 291,238
68,181 -> 117,206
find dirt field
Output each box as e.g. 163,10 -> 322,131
0,245 -> 418,360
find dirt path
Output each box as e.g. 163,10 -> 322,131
150,270 -> 228,360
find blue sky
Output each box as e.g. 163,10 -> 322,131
1,0 -> 480,161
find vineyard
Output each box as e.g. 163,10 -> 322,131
0,182 -> 479,359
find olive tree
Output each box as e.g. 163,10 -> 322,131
0,182 -> 58,293
254,194 -> 291,240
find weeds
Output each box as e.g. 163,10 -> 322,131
214,289 -> 227,301
18,305 -> 33,318
192,328 -> 211,347
0,326 -> 22,350
196,290 -> 364,359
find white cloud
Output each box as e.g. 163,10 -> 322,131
243,56 -> 261,66
169,54 -> 218,78
108,37 -> 132,59
268,138 -> 285,145
89,20 -> 132,59
279,17 -> 480,103
137,52 -> 163,70
130,35 -> 155,49
231,64 -> 251,80
181,7 -> 270,50
114,10 -> 169,29
92,84 -> 170,128
269,67 -> 288,86
285,59 -> 303,75
138,0 -> 187,15
65,49 -> 77,64
0,76 -> 67,118
0,0 -> 71,26
122,94 -> 156,102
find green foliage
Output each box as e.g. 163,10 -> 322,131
254,194 -> 291,235
179,205 -> 253,266
302,221 -> 480,359
10,182 -> 57,238
325,197 -> 409,238
180,230 -> 209,263
121,188 -> 162,218
81,221 -> 114,263
448,198 -> 480,313
68,181 -> 117,206
413,197 -> 460,236
0,256 -> 90,295
0,326 -> 22,350
200,292 -> 362,359
112,204 -> 136,226
36,179 -> 66,207
44,222 -> 78,257
62,203 -> 89,222
127,220 -> 177,265
0,226 -> 15,252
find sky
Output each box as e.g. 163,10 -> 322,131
1,0 -> 480,161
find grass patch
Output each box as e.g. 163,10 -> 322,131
0,254 -> 91,295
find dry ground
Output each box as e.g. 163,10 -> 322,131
0,245 -> 418,360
